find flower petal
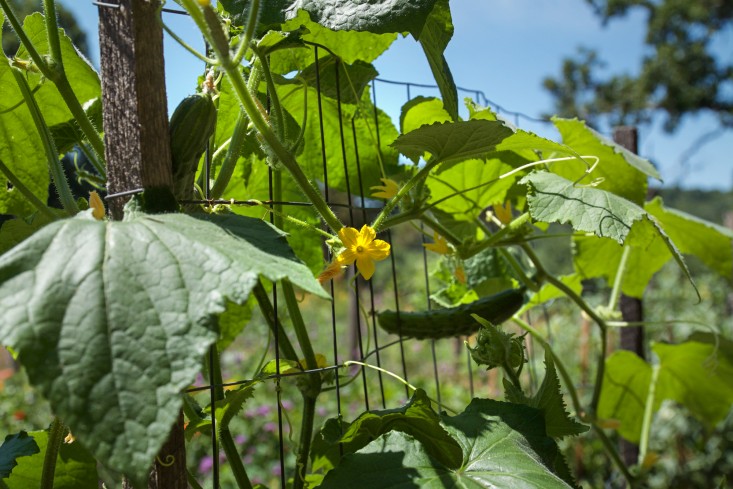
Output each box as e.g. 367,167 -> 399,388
359,224 -> 376,244
338,227 -> 359,249
356,256 -> 376,280
367,239 -> 391,261
336,249 -> 357,266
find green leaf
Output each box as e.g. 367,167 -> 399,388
49,98 -> 102,154
399,96 -> 451,135
463,247 -> 515,297
645,196 -> 733,280
267,11 -> 396,74
417,0 -> 458,121
599,333 -> 733,443
597,350 -> 652,443
0,432 -> 39,479
286,55 -> 378,105
426,155 -> 520,222
393,119 -> 514,165
551,118 -> 659,205
0,211 -> 61,255
222,0 -> 438,36
216,298 -> 255,350
0,207 -> 325,486
15,13 -> 101,128
573,232 -> 670,298
524,172 -> 696,297
527,351 -> 589,438
319,399 -> 576,488
5,430 -> 97,489
0,58 -> 49,216
339,389 -> 462,469
277,82 -> 400,194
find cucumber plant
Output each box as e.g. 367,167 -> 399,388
0,1 -> 731,489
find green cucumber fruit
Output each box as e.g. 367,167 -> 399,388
377,288 -> 525,339
169,92 -> 217,201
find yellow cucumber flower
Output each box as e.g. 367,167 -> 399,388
492,201 -> 513,225
317,260 -> 345,283
454,266 -> 466,284
89,191 -> 105,220
335,225 -> 390,280
423,232 -> 450,255
370,178 -> 399,199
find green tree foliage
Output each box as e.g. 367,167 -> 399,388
543,0 -> 733,131
2,0 -> 88,57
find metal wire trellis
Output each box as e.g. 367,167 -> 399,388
94,3 -> 552,487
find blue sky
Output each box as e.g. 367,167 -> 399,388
63,0 -> 732,190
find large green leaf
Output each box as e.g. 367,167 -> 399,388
0,432 -> 39,479
645,196 -> 733,280
278,82 -> 400,194
319,399 -> 576,488
15,13 -> 101,128
339,389 -> 462,469
598,333 -> 733,443
221,0 -> 438,36
5,430 -> 97,489
551,118 -> 659,205
524,171 -> 695,297
267,11 -> 397,74
426,155 -> 520,221
0,206 -> 325,486
392,119 -> 514,165
0,56 -> 49,216
400,96 -> 452,135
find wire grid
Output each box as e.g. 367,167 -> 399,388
94,4 -> 550,487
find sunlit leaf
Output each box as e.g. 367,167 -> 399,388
0,203 -> 325,486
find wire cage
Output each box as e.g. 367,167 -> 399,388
85,3 -> 552,488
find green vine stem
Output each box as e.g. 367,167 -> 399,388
520,242 -> 609,415
210,109 -> 248,199
12,69 -> 78,215
511,316 -> 583,417
253,280 -> 300,363
0,159 -> 57,219
40,416 -> 64,489
207,345 -> 254,489
181,0 -> 344,233
293,395 -> 317,489
608,245 -> 631,310
253,49 -> 287,143
0,0 -> 106,165
638,364 -> 660,467
593,424 -> 636,486
511,319 -> 635,487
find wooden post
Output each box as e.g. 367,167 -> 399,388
99,0 -> 173,219
613,126 -> 644,467
98,1 -> 185,487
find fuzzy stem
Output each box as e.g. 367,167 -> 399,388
181,0 -> 343,232
40,417 -> 64,489
0,0 -> 106,165
638,364 -> 660,467
13,69 -> 78,215
0,159 -> 57,220
210,109 -> 248,199
292,394 -> 317,489
253,281 -> 299,363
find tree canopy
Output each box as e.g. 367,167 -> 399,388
544,0 -> 733,132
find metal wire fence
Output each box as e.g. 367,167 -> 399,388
90,3 -> 553,487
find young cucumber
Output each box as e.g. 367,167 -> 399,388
377,288 -> 525,340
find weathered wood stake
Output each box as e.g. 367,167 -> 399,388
98,1 -> 185,487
